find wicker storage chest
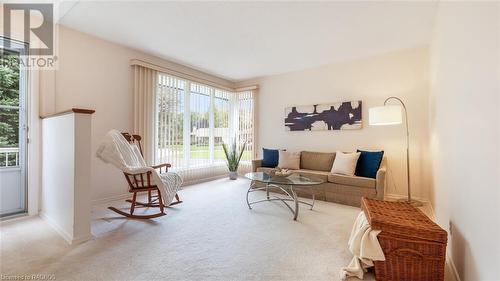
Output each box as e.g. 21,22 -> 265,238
361,197 -> 448,281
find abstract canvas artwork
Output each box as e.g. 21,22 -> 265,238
284,101 -> 362,131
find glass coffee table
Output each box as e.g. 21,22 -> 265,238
245,172 -> 325,220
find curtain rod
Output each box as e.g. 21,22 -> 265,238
235,85 -> 258,92
131,59 -> 258,92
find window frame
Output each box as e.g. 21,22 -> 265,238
154,73 -> 254,172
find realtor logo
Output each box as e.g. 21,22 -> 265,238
2,3 -> 57,68
3,3 -> 53,55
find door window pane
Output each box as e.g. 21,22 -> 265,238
0,51 -> 20,107
0,52 -> 20,168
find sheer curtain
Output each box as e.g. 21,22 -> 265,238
132,65 -> 157,164
156,74 -> 185,169
236,90 -> 256,173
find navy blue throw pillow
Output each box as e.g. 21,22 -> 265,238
355,150 -> 384,179
262,148 -> 279,168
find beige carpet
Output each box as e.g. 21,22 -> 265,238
1,177 -> 375,281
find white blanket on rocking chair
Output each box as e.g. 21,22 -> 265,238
96,129 -> 182,206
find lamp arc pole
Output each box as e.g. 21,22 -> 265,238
384,97 -> 420,206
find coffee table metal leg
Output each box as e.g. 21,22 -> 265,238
247,183 -> 316,220
246,185 -> 252,209
311,192 -> 315,210
291,185 -> 299,220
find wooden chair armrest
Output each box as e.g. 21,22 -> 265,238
151,163 -> 172,169
151,163 -> 172,173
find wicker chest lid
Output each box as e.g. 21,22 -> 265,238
361,197 -> 447,244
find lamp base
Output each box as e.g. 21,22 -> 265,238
397,198 -> 424,207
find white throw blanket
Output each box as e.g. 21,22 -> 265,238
96,129 -> 182,206
340,211 -> 385,280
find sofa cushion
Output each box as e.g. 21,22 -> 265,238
355,150 -> 384,179
278,150 -> 301,170
300,151 -> 336,172
262,148 -> 279,168
331,151 -> 361,176
294,169 -> 330,182
328,174 -> 376,188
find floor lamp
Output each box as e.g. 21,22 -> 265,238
369,97 -> 422,207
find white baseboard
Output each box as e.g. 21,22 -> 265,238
39,211 -> 72,244
446,250 -> 461,281
384,193 -> 429,203
71,233 -> 94,245
92,193 -> 131,206
181,174 -> 227,186
426,199 -> 436,220
39,212 -> 93,245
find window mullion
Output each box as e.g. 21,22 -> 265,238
209,88 -> 215,164
183,81 -> 191,168
228,93 -> 235,144
232,93 -> 240,148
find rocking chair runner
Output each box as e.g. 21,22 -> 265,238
107,133 -> 183,219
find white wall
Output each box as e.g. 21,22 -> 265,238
238,47 -> 431,199
429,2 -> 499,280
41,112 -> 92,244
41,114 -> 74,241
41,25 -> 235,203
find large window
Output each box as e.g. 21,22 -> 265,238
155,73 -> 254,181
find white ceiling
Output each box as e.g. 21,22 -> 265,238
59,1 -> 438,82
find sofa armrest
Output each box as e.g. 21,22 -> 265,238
252,159 -> 263,172
375,167 -> 386,200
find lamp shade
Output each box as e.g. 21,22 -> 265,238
369,105 -> 402,126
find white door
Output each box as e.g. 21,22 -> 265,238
0,40 -> 28,217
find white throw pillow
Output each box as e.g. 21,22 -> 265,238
278,150 -> 301,170
331,151 -> 361,176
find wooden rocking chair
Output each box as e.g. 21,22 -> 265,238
107,133 -> 183,219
